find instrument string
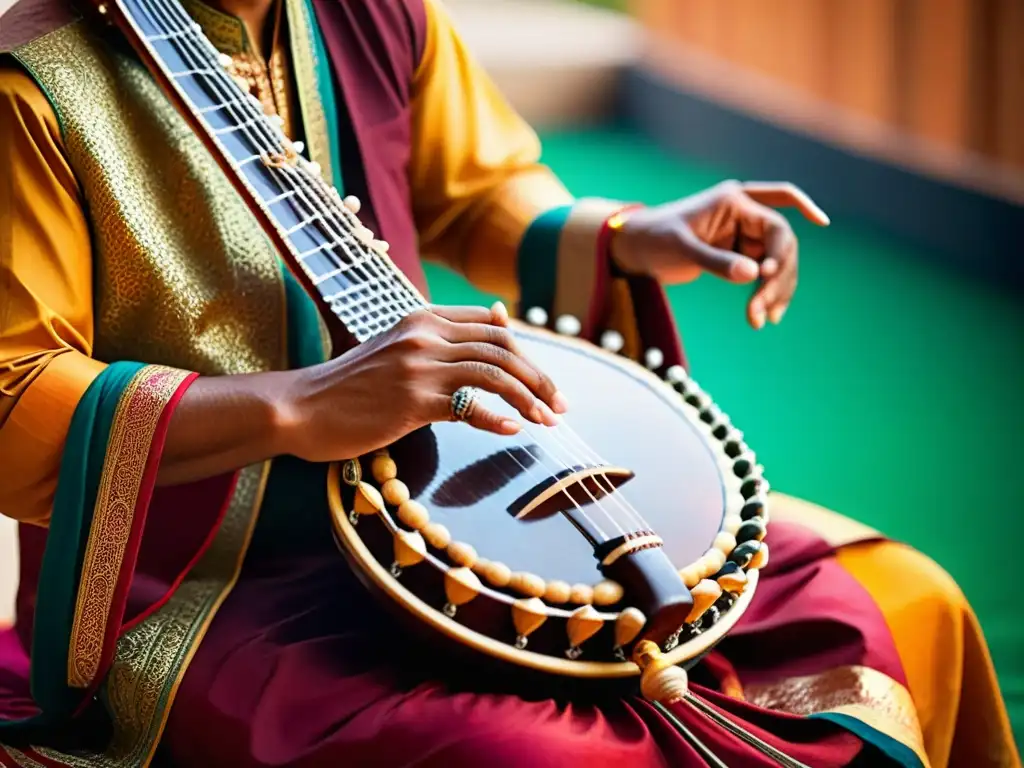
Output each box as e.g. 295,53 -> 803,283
143,0 -> 419,323
139,0 -> 632,538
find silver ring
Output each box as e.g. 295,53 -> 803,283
450,386 -> 479,422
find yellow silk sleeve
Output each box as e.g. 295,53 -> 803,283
0,64 -> 106,527
408,0 -> 574,302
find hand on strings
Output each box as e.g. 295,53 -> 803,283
608,181 -> 830,329
280,303 -> 567,462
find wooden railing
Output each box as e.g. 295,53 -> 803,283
630,0 -> 1024,172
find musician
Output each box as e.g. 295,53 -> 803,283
0,0 -> 1016,765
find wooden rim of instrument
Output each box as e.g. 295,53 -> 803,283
328,461 -> 760,678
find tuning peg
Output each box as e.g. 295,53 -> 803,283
555,315 -> 581,337
525,307 -> 548,327
644,347 -> 664,370
371,239 -> 390,254
342,195 -> 361,214
306,160 -> 322,177
600,330 -> 625,354
292,141 -> 305,155
268,114 -> 284,128
354,227 -> 374,244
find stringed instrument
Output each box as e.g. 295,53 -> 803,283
86,0 -> 771,704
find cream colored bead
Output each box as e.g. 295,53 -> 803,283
510,572 -> 546,598
512,597 -> 548,637
544,580 -> 572,604
717,568 -> 748,594
567,605 -> 604,647
397,499 -> 429,530
353,482 -> 385,516
615,607 -> 647,648
569,583 -> 594,605
713,531 -> 737,554
481,561 -> 512,588
381,478 -> 410,507
700,548 -> 727,576
592,579 -> 624,606
371,455 -> 398,483
678,565 -> 702,589
393,530 -> 427,567
749,542 -> 770,570
685,579 -> 722,624
446,541 -> 478,568
422,522 -> 451,549
342,195 -> 361,213
444,567 -> 481,606
723,515 -> 742,536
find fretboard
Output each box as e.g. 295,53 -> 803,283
108,0 -> 427,344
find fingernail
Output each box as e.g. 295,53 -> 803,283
769,305 -> 786,324
500,419 -> 521,434
751,305 -> 766,329
760,258 -> 779,277
735,259 -> 759,282
490,301 -> 509,326
551,391 -> 569,414
537,400 -> 560,426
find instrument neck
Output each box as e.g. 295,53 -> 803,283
110,0 -> 427,346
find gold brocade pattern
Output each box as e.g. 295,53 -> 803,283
4,747 -> 48,768
67,366 -> 193,689
745,664 -> 929,765
30,464 -> 269,768
13,23 -> 288,378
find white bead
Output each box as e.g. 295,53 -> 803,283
217,53 -> 233,67
269,114 -> 284,127
343,195 -> 362,214
372,239 -> 391,253
555,315 -> 581,337
644,347 -> 664,370
600,330 -> 625,354
665,365 -> 687,385
355,227 -> 374,244
525,306 -> 548,327
307,161 -> 322,176
292,141 -> 305,155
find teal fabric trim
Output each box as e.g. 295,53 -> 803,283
0,362 -> 145,732
302,0 -> 344,192
811,712 -> 926,768
516,205 -> 571,318
283,267 -> 326,368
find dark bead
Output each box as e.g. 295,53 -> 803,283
724,440 -> 743,458
700,405 -> 721,425
741,477 -> 764,499
733,458 -> 753,478
712,423 -> 729,440
740,500 -> 766,520
685,393 -> 702,408
701,606 -> 720,628
712,561 -> 742,581
713,593 -> 735,613
729,540 -> 761,568
736,518 -> 767,543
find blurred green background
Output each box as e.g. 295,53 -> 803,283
425,127 -> 1024,740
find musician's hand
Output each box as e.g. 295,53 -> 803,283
281,304 -> 566,462
609,181 -> 829,329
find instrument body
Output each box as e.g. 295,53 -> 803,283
329,322 -> 767,676
87,0 -> 771,683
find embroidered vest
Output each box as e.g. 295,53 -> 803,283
15,22 -> 290,375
